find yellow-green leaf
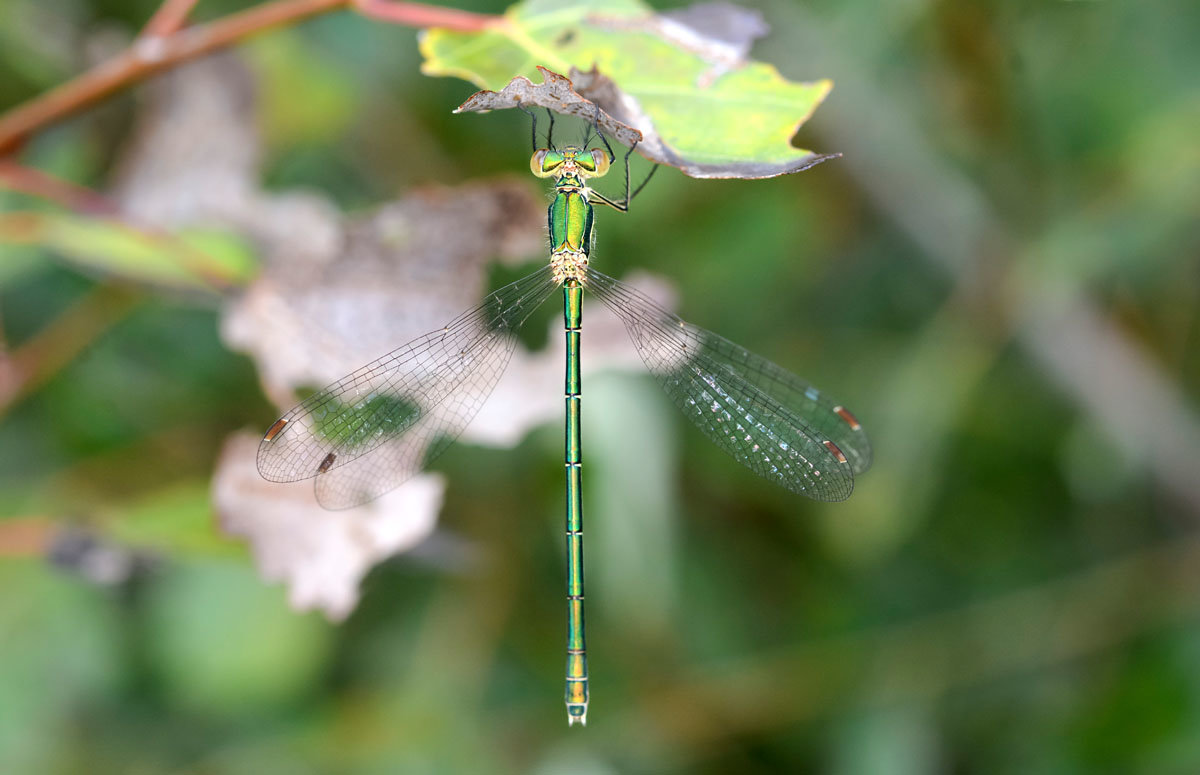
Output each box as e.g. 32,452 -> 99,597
420,0 -> 836,178
0,212 -> 256,292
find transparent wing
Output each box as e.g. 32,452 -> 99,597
587,269 -> 869,502
311,371 -> 501,509
257,265 -> 558,508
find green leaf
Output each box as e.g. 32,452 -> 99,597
105,482 -> 244,558
311,392 -> 420,450
245,30 -> 360,149
144,558 -> 332,717
0,559 -> 122,772
0,211 -> 257,292
420,0 -> 836,178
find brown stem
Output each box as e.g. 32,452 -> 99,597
0,0 -> 499,156
353,0 -> 499,29
0,160 -> 118,215
0,518 -> 55,558
0,285 -> 142,417
140,0 -> 202,39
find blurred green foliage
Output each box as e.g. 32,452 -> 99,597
1,0 -> 1199,772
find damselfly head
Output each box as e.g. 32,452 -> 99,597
531,146 -> 611,180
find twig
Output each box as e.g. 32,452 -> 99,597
0,523 -> 55,559
0,0 -> 499,156
0,284 -> 142,417
353,0 -> 498,28
0,160 -> 118,215
140,0 -> 201,39
0,518 -> 55,558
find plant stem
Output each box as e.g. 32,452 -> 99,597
353,0 -> 498,28
0,519 -> 56,558
0,284 -> 142,417
140,0 -> 202,39
0,0 -> 498,156
0,160 -> 117,214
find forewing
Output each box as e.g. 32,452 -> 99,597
587,270 -> 861,501
312,332 -> 517,509
257,266 -> 558,492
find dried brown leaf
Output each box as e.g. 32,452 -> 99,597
454,65 -> 643,149
212,433 -> 443,621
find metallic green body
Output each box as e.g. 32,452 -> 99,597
555,164 -> 594,725
563,279 -> 588,725
540,146 -> 606,726
549,178 -> 594,257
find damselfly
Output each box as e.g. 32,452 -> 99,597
257,108 -> 872,726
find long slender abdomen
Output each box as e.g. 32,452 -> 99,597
563,279 -> 588,726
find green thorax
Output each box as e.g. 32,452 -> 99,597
549,174 -> 594,257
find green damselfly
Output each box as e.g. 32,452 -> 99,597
257,109 -> 872,726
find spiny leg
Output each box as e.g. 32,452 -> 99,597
628,162 -> 659,202
517,102 -> 539,153
586,102 -> 658,213
517,104 -> 558,151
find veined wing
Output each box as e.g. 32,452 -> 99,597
586,269 -> 869,502
310,368 -> 502,509
257,265 -> 558,507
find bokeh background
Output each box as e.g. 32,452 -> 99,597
2,0 -> 1199,772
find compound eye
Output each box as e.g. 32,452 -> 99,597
589,148 -> 611,177
574,151 -> 596,173
531,149 -> 564,177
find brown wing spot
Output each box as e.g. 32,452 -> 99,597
823,440 -> 848,465
833,406 -> 861,431
317,452 -> 337,475
263,418 -> 289,442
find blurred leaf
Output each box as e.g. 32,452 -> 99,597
145,558 -> 333,717
0,249 -> 43,287
588,373 -> 679,634
221,179 -> 543,406
0,560 -> 121,772
0,212 -> 256,292
213,433 -> 443,622
105,482 -> 243,558
0,1 -> 77,88
830,707 -> 940,775
421,0 -> 836,178
311,393 -> 420,449
244,30 -> 360,150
